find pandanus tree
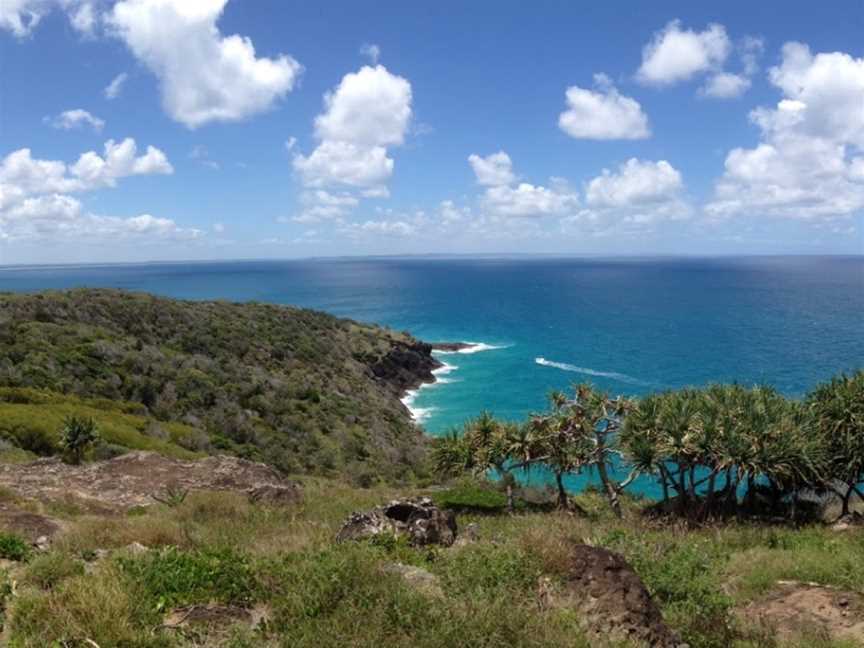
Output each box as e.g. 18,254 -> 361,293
530,385 -> 636,517
528,391 -> 591,510
807,370 -> 864,518
735,388 -> 826,514
60,415 -> 100,465
620,388 -> 705,515
621,384 -> 825,519
431,411 -> 532,513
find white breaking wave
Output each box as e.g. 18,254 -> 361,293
535,357 -> 647,386
401,390 -> 435,423
433,362 -> 458,376
434,341 -> 509,355
430,361 -> 459,385
402,361 -> 460,423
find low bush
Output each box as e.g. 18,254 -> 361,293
0,532 -> 31,561
116,546 -> 260,611
434,479 -> 508,512
21,552 -> 85,590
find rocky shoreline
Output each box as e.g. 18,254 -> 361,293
368,340 -> 477,424
370,341 -> 472,398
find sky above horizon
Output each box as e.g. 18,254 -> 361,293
1,0 -> 863,264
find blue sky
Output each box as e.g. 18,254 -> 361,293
1,0 -> 862,263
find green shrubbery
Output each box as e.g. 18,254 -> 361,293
59,416 -> 100,464
0,532 -> 31,562
434,479 -> 508,512
0,289 -> 429,482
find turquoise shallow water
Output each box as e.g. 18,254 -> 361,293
2,256 -> 862,495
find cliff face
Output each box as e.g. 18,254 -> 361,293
368,340 -> 441,395
0,289 -> 435,482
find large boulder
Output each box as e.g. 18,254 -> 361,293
336,497 -> 457,547
559,544 -> 685,648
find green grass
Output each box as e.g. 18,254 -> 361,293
0,388 -> 203,460
117,546 -> 259,611
3,479 -> 863,648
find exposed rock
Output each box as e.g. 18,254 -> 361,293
736,581 -> 864,644
163,603 -> 252,629
336,497 -> 457,547
831,513 -> 863,532
430,342 -> 474,352
370,341 -> 441,395
125,541 -> 149,555
247,483 -> 303,506
382,562 -> 444,597
555,544 -> 684,648
0,451 -> 301,512
0,507 -> 62,544
452,522 -> 480,548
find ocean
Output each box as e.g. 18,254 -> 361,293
2,256 -> 862,494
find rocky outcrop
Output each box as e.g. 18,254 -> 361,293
0,451 -> 302,511
736,581 -> 864,644
382,563 -> 444,598
336,497 -> 457,547
430,342 -> 473,352
556,544 -> 685,648
368,341 -> 442,394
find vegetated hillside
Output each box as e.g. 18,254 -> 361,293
0,289 -> 437,482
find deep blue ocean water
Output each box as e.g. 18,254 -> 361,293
1,256 -> 862,495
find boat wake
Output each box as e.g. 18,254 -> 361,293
535,357 -> 648,386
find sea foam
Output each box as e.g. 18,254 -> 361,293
400,389 -> 435,423
402,342 -> 504,422
434,341 -> 509,355
535,357 -> 647,386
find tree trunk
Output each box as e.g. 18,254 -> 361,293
596,460 -> 622,518
555,471 -> 568,510
841,484 -> 853,518
677,462 -> 688,516
724,468 -> 738,516
702,470 -> 717,520
658,464 -> 671,511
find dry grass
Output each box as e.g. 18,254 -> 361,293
3,480 -> 864,648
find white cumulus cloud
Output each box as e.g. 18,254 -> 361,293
293,64 -> 412,193
564,159 -> 690,236
290,190 -> 359,223
44,108 -> 105,132
469,152 -> 578,218
706,43 -> 864,220
637,20 -> 731,86
0,139 -> 191,244
1,0 -> 97,37
107,0 -> 302,128
559,74 -> 650,140
468,151 -> 516,186
701,72 -> 751,99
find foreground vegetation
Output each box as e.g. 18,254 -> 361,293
0,289 -> 432,482
0,479 -> 861,648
